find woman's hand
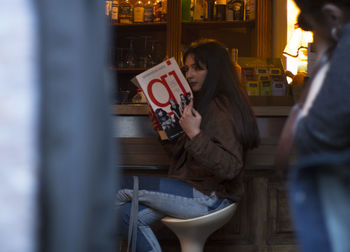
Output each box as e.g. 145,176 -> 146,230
148,107 -> 161,131
179,100 -> 202,139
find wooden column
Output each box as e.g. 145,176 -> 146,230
256,0 -> 272,57
166,0 -> 182,63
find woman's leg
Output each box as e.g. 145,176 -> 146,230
117,176 -> 229,218
118,203 -> 163,252
116,176 -> 232,251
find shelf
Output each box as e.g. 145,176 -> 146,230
113,103 -> 292,117
114,104 -> 150,115
182,20 -> 255,29
110,22 -> 167,31
112,21 -> 167,27
110,67 -> 148,73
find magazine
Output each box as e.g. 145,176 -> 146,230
131,57 -> 192,140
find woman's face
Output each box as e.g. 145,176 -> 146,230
184,54 -> 208,92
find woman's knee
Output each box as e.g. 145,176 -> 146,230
116,188 -> 134,205
137,206 -> 164,226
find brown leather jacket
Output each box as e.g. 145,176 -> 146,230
164,98 -> 244,202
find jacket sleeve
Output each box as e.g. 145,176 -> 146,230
184,112 -> 243,180
160,133 -> 186,158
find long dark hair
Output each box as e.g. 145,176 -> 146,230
183,39 -> 259,151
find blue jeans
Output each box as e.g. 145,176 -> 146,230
288,169 -> 332,252
116,176 -> 233,252
318,171 -> 350,252
289,152 -> 350,252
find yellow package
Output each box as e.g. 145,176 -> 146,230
246,81 -> 260,96
260,80 -> 272,96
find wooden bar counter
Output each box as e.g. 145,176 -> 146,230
114,102 -> 299,252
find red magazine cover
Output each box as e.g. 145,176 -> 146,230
131,57 -> 192,140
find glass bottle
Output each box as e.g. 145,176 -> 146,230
133,0 -> 144,23
153,0 -> 162,22
132,89 -> 147,104
147,40 -> 158,66
206,0 -> 215,20
190,0 -> 194,20
144,0 -> 154,22
182,0 -> 192,22
231,48 -> 242,82
119,0 -> 133,24
126,38 -> 137,67
105,0 -> 112,17
215,0 -> 226,21
161,0 -> 167,21
231,0 -> 244,21
226,0 -> 234,21
245,0 -> 256,21
193,0 -> 205,21
111,0 -> 119,24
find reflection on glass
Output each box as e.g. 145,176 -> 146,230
139,35 -> 152,68
116,48 -> 126,68
147,40 -> 158,67
126,38 -> 137,67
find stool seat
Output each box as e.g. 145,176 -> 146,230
161,203 -> 237,252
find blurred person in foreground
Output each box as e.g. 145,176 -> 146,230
276,1 -> 350,251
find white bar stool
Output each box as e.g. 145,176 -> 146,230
161,203 -> 237,252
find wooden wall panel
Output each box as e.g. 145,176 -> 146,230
256,0 -> 272,57
267,181 -> 296,245
209,176 -> 254,245
166,0 -> 182,62
118,137 -> 170,166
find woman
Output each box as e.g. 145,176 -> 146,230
277,1 -> 350,251
116,39 -> 259,252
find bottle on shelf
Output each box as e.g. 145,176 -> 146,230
125,38 -> 137,67
203,1 -> 208,20
147,40 -> 159,66
139,35 -> 152,67
226,0 -> 244,21
144,0 -> 154,22
235,0 -> 245,20
153,0 -> 162,22
244,0 -> 256,21
231,48 -> 242,83
133,0 -> 144,23
119,0 -> 133,24
182,0 -> 192,22
215,0 -> 226,21
190,0 -> 194,20
206,0 -> 215,20
193,0 -> 205,21
111,0 -> 119,24
226,0 -> 234,21
132,89 -> 147,104
161,0 -> 167,21
105,0 -> 112,18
